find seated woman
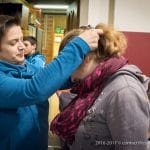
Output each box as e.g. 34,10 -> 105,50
50,23 -> 150,150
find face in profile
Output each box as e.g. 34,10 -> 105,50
59,28 -> 100,82
23,40 -> 36,56
71,52 -> 99,81
0,25 -> 25,65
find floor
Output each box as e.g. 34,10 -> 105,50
48,131 -> 61,150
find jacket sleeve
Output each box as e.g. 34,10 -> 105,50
106,86 -> 149,150
0,37 -> 90,108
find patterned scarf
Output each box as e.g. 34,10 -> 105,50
50,57 -> 127,143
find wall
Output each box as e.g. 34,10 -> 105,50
42,15 -> 54,63
40,14 -> 67,63
79,0 -> 89,26
79,0 -> 109,27
123,32 -> 150,76
54,15 -> 67,30
88,0 -> 109,26
114,0 -> 150,32
80,0 -> 150,76
114,0 -> 150,76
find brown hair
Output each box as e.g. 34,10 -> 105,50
59,29 -> 85,52
95,23 -> 127,59
59,25 -> 93,52
0,15 -> 20,43
23,36 -> 37,45
59,27 -> 100,62
59,24 -> 127,63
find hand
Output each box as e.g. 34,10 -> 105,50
56,89 -> 70,97
79,29 -> 103,50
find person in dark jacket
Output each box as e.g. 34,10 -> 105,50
51,23 -> 150,150
0,15 -> 102,150
23,36 -> 46,68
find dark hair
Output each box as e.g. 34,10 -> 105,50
23,36 -> 39,53
79,25 -> 93,30
0,15 -> 20,43
23,36 -> 37,45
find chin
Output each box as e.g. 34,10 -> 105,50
18,58 -> 25,65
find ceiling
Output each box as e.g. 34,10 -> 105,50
26,0 -> 74,5
25,0 -> 75,14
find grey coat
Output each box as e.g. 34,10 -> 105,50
69,64 -> 150,150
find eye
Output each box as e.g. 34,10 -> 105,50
24,43 -> 28,47
9,41 -> 17,46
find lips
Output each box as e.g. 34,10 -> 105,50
17,53 -> 24,57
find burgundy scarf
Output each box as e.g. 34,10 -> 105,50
50,57 -> 127,143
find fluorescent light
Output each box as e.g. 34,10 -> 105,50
34,4 -> 68,9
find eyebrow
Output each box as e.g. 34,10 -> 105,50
7,38 -> 19,42
8,36 -> 23,41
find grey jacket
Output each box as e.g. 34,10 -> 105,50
70,64 -> 150,150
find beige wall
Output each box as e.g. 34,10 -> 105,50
114,0 -> 150,32
79,0 -> 109,27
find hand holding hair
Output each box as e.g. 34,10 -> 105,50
79,29 -> 103,50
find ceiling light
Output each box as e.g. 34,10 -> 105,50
34,4 -> 69,9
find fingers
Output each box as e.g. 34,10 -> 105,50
79,28 -> 103,50
95,29 -> 103,35
90,29 -> 103,42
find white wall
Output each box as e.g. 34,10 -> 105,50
80,0 -> 150,32
88,0 -> 109,26
79,0 -> 109,27
79,0 -> 89,26
114,0 -> 150,32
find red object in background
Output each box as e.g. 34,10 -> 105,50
123,31 -> 150,76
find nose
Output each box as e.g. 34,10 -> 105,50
18,40 -> 26,50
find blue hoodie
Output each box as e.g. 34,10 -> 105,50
0,37 -> 90,150
26,52 -> 46,68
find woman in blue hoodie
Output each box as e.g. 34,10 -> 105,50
0,15 -> 102,150
23,36 -> 46,68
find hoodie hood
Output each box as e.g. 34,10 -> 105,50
114,64 -> 150,91
0,60 -> 37,78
